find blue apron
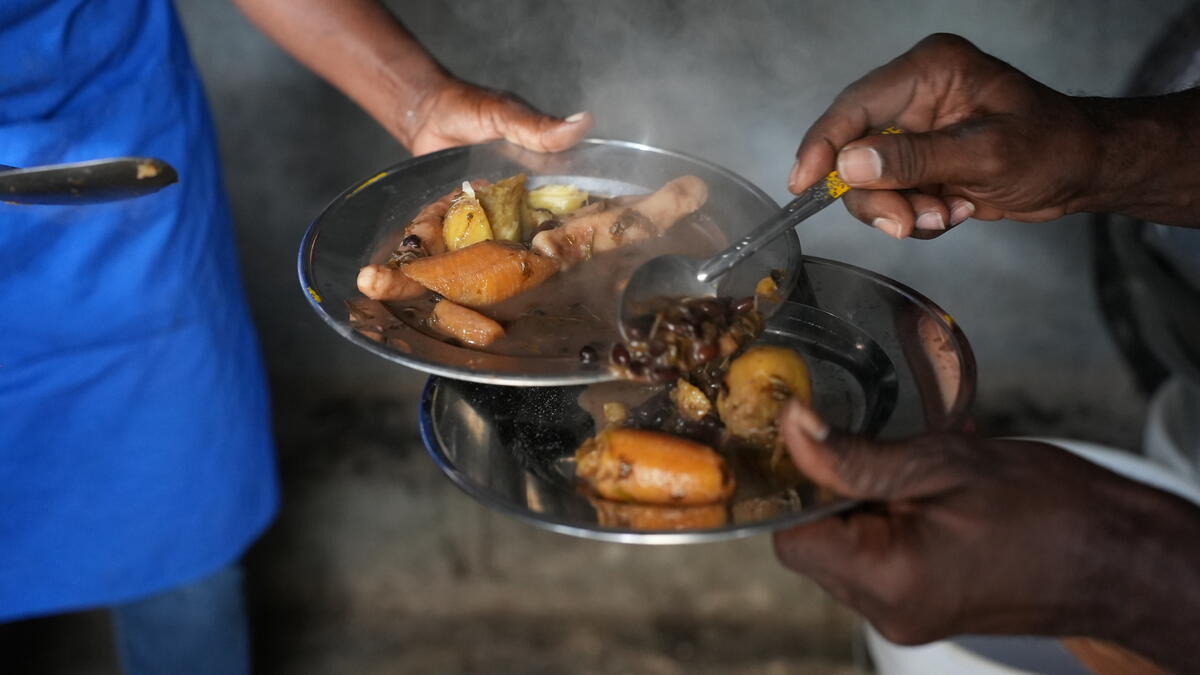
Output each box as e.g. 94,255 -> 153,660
0,0 -> 278,620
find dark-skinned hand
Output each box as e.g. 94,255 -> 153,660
771,399 -> 1200,673
407,79 -> 593,156
788,33 -> 1108,238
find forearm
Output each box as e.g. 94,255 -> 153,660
1075,89 -> 1200,227
1091,482 -> 1200,672
230,0 -> 450,150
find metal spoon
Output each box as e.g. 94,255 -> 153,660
620,127 -> 905,339
0,157 -> 178,205
619,169 -> 850,338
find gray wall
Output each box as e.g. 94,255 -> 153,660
179,0 -> 1191,446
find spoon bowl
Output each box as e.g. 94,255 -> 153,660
619,170 -> 848,340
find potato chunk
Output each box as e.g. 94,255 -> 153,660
670,378 -> 713,422
527,183 -> 588,215
443,182 -> 494,251
575,428 -> 734,505
716,345 -> 812,446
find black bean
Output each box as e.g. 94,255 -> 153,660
611,344 -> 631,367
531,219 -> 560,237
629,361 -> 647,377
665,320 -> 698,338
578,345 -> 598,364
648,339 -> 667,356
650,366 -> 679,383
693,342 -> 719,364
401,234 -> 422,249
694,298 -> 724,318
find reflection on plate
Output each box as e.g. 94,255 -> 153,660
299,139 -> 803,386
420,264 -> 975,544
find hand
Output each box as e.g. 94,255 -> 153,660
770,399 -> 1200,672
404,79 -> 593,156
231,0 -> 594,158
788,33 -> 1103,239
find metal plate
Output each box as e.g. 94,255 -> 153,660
421,261 -> 976,544
298,139 -> 802,386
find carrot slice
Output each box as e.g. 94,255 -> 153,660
431,299 -> 505,347
401,240 -> 559,307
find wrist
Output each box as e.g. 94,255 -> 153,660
382,66 -> 453,150
1081,476 -> 1200,669
1072,92 -> 1200,225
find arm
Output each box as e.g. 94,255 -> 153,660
230,0 -> 592,155
772,400 -> 1200,673
789,33 -> 1200,237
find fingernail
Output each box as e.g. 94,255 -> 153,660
915,211 -> 945,231
787,160 -> 803,190
565,112 -> 587,123
948,199 -> 975,225
837,146 -> 882,184
872,217 -> 903,239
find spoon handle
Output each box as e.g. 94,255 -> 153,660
695,126 -> 903,284
0,157 -> 178,205
694,171 -> 848,283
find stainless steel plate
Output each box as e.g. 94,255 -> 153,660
421,260 -> 976,544
298,139 -> 802,386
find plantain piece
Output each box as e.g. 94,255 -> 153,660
575,428 -> 734,506
527,183 -> 588,216
476,173 -> 527,242
443,181 -> 494,251
670,378 -> 713,422
716,345 -> 812,447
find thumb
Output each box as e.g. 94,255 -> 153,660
835,120 -> 1000,189
777,399 -> 965,500
495,103 -> 593,153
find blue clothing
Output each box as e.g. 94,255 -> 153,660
0,0 -> 278,620
113,563 -> 251,675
